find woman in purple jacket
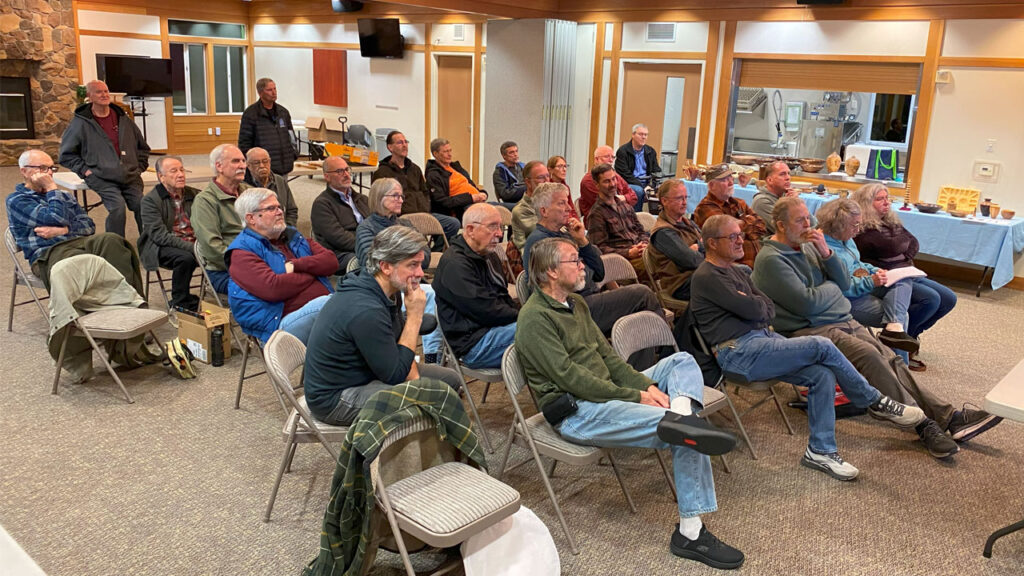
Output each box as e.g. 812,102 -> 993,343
851,183 -> 956,371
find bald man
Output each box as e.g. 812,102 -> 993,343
579,145 -> 638,224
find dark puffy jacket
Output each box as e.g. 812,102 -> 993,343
372,155 -> 431,215
614,142 -> 661,187
425,159 -> 480,221
238,101 -> 297,175
59,103 -> 149,187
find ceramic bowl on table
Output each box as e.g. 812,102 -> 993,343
948,210 -> 968,218
914,203 -> 942,214
1002,209 -> 1016,219
799,158 -> 825,173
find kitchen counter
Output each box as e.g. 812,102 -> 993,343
789,169 -> 906,189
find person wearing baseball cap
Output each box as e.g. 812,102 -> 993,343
693,162 -> 767,268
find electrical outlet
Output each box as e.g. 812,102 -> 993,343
973,160 -> 999,183
215,127 -> 221,136
986,139 -> 996,153
207,127 -> 213,135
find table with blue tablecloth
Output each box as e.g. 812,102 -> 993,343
680,180 -> 1024,293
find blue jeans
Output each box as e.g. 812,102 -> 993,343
400,284 -> 442,355
907,277 -> 956,338
557,352 -> 716,518
206,269 -> 230,294
716,330 -> 881,454
849,279 -> 913,328
433,213 -> 462,241
278,294 -> 330,345
462,322 -> 517,369
628,184 -> 647,212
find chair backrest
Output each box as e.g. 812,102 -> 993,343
501,344 -> 531,397
515,270 -> 531,304
495,204 -> 513,229
4,227 -> 37,285
640,246 -> 661,292
636,211 -> 657,233
344,124 -> 374,148
370,413 -> 461,490
611,311 -> 678,362
598,253 -> 637,288
263,329 -> 333,448
345,256 -> 361,274
401,213 -> 448,250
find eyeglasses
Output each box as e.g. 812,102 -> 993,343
662,195 -> 686,203
713,233 -> 744,242
25,165 -> 57,173
253,205 -> 283,215
560,257 -> 583,266
384,193 -> 405,200
554,164 -> 568,169
325,168 -> 351,175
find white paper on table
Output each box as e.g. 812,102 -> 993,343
885,266 -> 927,287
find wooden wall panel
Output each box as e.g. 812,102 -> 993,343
738,59 -> 922,95
313,49 -> 348,108
170,115 -> 241,155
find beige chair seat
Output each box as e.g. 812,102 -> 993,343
290,395 -> 351,436
76,308 -> 168,338
521,412 -> 602,461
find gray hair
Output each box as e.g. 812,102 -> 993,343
369,177 -> 401,216
701,214 -> 739,243
155,155 -> 184,175
772,196 -> 805,229
631,123 -> 648,134
85,80 -> 106,95
209,143 -> 238,171
500,141 -> 518,155
256,77 -> 274,93
532,182 -> 567,213
817,198 -> 862,239
17,149 -> 41,169
234,188 -> 276,227
245,147 -> 269,162
850,183 -> 901,230
430,137 -> 449,155
529,237 -> 576,291
366,225 -> 429,276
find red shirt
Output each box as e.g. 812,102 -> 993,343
229,236 -> 336,315
94,111 -> 120,155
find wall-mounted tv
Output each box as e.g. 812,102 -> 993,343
357,18 -> 404,59
100,56 -> 177,97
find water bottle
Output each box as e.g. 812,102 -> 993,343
211,326 -> 224,367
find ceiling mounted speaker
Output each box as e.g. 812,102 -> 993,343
331,0 -> 364,12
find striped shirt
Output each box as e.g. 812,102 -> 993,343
6,183 -> 95,263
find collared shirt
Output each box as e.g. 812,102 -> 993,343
331,186 -> 364,224
586,195 -> 650,258
213,179 -> 241,198
5,183 -> 96,263
633,147 -> 647,180
167,187 -> 195,242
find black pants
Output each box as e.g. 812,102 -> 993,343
86,174 -> 143,237
157,245 -> 199,310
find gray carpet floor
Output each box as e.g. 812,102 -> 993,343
2,160 -> 1023,575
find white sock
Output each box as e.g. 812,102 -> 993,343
679,516 -> 703,540
885,323 -> 905,333
670,396 -> 695,416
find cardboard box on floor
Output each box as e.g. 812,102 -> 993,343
178,301 -> 232,364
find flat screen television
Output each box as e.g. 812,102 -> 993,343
357,18 -> 404,59
101,56 -> 176,97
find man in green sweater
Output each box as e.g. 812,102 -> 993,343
515,236 -> 743,571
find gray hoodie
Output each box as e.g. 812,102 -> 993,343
59,102 -> 150,187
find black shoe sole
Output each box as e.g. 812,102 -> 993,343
879,332 -> 920,354
925,442 -> 959,459
671,542 -> 745,570
657,413 -> 737,456
951,415 -> 1003,442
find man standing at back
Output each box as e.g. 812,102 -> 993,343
59,80 -> 150,237
238,77 -> 296,176
373,130 -> 460,241
614,123 -> 660,212
192,144 -> 248,294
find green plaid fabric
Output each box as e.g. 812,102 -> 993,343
302,378 -> 485,576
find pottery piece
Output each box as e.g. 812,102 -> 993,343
845,156 -> 861,177
1001,209 -> 1015,219
826,152 -> 842,174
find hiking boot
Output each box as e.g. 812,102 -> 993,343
947,405 -> 1003,442
657,412 -> 737,456
670,525 -> 744,570
917,419 -> 959,458
868,395 -> 925,428
879,329 -> 920,353
800,447 -> 859,481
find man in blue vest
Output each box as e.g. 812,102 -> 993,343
226,188 -> 337,344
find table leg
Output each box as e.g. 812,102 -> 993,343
975,266 -> 991,298
76,189 -> 103,213
983,516 -> 1024,558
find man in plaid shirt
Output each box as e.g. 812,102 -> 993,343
7,149 -> 142,294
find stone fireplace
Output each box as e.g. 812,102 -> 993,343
0,0 -> 79,165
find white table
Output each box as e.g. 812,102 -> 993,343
982,358 -> 1024,557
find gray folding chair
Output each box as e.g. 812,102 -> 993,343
401,212 -> 448,271
596,253 -> 637,289
611,310 -> 731,474
514,270 -> 531,304
497,344 -> 636,555
192,242 -> 243,350
690,322 -> 795,460
262,330 -> 349,522
438,332 -> 496,453
641,246 -> 690,315
235,334 -> 287,416
636,211 -> 657,233
369,414 -> 520,576
5,227 -> 49,331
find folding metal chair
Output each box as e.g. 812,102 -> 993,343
635,211 -> 657,233
401,212 -> 448,271
438,332 -> 496,453
596,253 -> 637,289
192,243 -> 243,350
497,344 -> 637,554
641,246 -> 690,315
5,227 -> 49,331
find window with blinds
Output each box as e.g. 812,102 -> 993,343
737,59 -> 922,95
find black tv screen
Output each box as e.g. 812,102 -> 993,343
102,56 -> 176,97
358,19 -> 404,59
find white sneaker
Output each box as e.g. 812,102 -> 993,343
800,447 -> 859,481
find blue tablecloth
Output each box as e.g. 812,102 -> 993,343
681,179 -> 1024,290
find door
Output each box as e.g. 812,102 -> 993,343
436,55 -> 474,174
619,63 -> 702,168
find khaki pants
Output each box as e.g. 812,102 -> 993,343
791,319 -> 955,429
33,233 -> 144,297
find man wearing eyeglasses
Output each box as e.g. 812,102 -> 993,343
225,188 -> 336,344
7,149 -> 143,295
693,163 -> 767,268
509,161 -> 549,251
244,147 -> 298,227
311,156 -> 370,272
647,179 -> 703,302
614,123 -> 661,212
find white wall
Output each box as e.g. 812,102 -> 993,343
734,21 -> 929,57
569,23 -> 597,193
77,10 -> 160,35
621,22 -> 708,52
943,19 -> 1024,58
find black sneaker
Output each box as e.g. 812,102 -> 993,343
947,405 -> 1003,442
878,329 -> 920,353
657,412 -> 737,456
670,525 -> 744,570
917,419 -> 959,458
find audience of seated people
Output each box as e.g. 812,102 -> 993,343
580,145 -> 637,224
355,178 -> 445,364
492,140 -> 526,204
546,155 -> 579,217
522,182 -> 663,335
8,149 -> 143,295
226,188 -> 336,345
751,161 -> 817,233
751,196 -> 1001,458
515,236 -> 743,570
693,163 -> 768,269
304,226 -> 462,426
425,138 -> 488,221
614,123 -> 660,211
372,130 -> 460,241
193,143 -> 248,294
432,203 -> 519,369
691,214 -> 926,480
851,184 -> 956,371
244,147 -> 298,227
647,179 -> 704,301
311,156 -> 370,272
586,163 -> 651,278
138,155 -> 200,311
